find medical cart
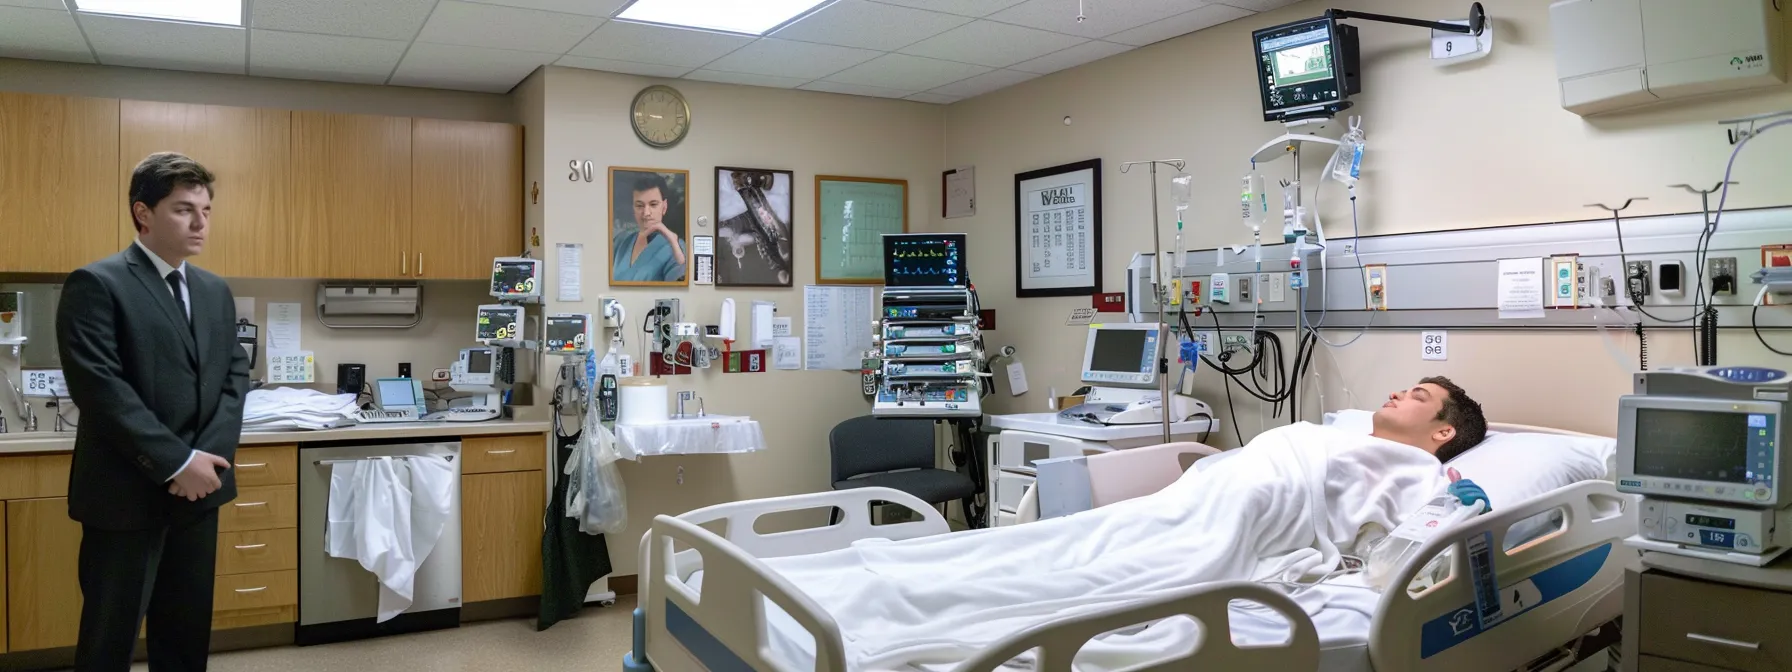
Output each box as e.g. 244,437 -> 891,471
1620,550 -> 1792,671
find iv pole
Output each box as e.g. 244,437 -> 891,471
1120,158 -> 1186,445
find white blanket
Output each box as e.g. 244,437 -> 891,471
760,422 -> 1449,671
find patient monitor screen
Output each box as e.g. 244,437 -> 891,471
1634,408 -> 1767,484
1254,18 -> 1341,117
467,349 -> 493,374
377,378 -> 416,409
1082,326 -> 1159,387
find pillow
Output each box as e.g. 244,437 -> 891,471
1445,432 -> 1614,508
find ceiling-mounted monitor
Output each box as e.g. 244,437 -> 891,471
1253,15 -> 1361,123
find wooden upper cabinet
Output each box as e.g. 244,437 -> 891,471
0,93 -> 120,273
290,111 -> 412,280
118,101 -> 293,278
410,119 -> 522,280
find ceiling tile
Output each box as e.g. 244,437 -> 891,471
772,0 -> 970,51
864,0 -> 1027,18
1105,3 -> 1252,46
0,6 -> 93,63
905,92 -> 962,104
390,42 -> 555,93
799,80 -> 914,99
417,1 -> 603,53
457,0 -> 629,17
1215,0 -> 1298,11
251,0 -> 438,41
566,20 -> 753,68
0,0 -> 67,9
824,53 -> 989,91
898,19 -> 1083,68
1009,39 -> 1131,74
683,69 -> 811,89
249,30 -> 407,85
927,67 -> 1035,97
989,0 -> 1213,39
80,14 -> 245,74
555,55 -> 692,78
701,38 -> 879,80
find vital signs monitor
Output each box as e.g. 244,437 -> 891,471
883,233 -> 968,288
1252,15 -> 1361,122
1079,323 -> 1163,389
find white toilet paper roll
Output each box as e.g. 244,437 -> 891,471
618,377 -> 669,425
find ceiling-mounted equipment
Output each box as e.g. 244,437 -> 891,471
1253,3 -> 1485,123
1550,0 -> 1786,116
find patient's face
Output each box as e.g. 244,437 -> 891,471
1372,383 -> 1451,451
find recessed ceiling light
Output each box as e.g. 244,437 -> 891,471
73,0 -> 243,27
617,0 -> 832,36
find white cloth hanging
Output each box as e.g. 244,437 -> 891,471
325,455 -> 457,622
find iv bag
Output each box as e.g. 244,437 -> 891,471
1171,173 -> 1193,212
1329,117 -> 1366,187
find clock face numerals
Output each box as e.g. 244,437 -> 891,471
633,87 -> 689,147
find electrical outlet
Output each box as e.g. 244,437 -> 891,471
1191,330 -> 1218,355
1626,262 -> 1651,300
432,368 -> 451,382
1266,273 -> 1286,303
1708,257 -> 1738,296
1238,276 -> 1253,302
1221,333 -> 1251,355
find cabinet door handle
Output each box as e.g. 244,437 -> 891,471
1686,633 -> 1760,650
486,449 -> 516,455
417,252 -> 424,276
234,501 -> 268,508
402,251 -> 408,275
236,462 -> 266,469
233,586 -> 268,594
233,543 -> 267,550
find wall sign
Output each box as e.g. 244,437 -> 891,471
1015,159 -> 1102,298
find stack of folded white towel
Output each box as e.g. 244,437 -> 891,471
243,386 -> 360,431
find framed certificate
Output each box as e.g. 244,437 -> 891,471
816,175 -> 908,284
1014,159 -> 1101,298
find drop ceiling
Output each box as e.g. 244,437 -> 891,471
0,0 -> 1295,102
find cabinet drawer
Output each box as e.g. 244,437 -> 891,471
219,485 -> 297,532
1638,655 -> 1737,672
461,434 -> 545,474
0,454 -> 72,499
233,445 -> 297,487
994,472 -> 1032,513
1639,572 -> 1792,672
216,529 -> 297,575
213,570 -> 296,612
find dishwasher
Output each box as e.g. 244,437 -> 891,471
298,439 -> 462,646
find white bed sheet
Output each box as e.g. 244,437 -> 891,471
683,570 -> 1376,671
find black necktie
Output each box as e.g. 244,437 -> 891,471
165,270 -> 189,323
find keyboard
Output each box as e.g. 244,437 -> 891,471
357,408 -> 419,423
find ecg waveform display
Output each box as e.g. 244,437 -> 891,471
1634,408 -> 1754,483
884,234 -> 966,287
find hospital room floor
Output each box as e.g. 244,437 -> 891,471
127,597 -> 637,671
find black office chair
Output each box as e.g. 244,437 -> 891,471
828,416 -> 976,519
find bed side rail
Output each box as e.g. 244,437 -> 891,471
1369,480 -> 1636,672
952,581 -> 1321,672
647,514 -> 849,672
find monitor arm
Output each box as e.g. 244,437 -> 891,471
1328,2 -> 1484,36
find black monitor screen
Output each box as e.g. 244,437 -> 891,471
1255,18 -> 1342,119
467,349 -> 493,374
1634,408 -> 1756,484
884,234 -> 967,287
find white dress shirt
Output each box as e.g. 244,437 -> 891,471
134,238 -> 198,481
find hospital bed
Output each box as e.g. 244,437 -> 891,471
625,423 -> 1637,672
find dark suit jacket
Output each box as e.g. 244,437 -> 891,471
56,244 -> 251,531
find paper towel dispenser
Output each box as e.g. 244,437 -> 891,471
1551,0 -> 1786,116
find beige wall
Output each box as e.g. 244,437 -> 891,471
936,0 -> 1792,441
0,58 -> 515,122
532,66 -> 944,573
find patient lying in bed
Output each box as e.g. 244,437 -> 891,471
755,378 -> 1494,671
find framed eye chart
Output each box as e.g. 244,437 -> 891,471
1014,159 -> 1102,298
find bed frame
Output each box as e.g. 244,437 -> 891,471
626,424 -> 1636,672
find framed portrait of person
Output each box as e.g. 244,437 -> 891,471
609,167 -> 691,287
716,166 -> 795,287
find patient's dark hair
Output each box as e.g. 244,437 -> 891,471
1423,376 -> 1487,463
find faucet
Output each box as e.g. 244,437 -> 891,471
3,373 -> 34,434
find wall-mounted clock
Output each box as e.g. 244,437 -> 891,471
630,85 -> 690,149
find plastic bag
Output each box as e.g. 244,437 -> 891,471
564,394 -> 628,536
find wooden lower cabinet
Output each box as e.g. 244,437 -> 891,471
462,470 -> 545,603
6,497 -> 83,652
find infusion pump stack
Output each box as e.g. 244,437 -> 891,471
872,233 -> 986,418
1618,366 -> 1792,567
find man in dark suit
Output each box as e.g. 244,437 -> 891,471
57,152 -> 250,671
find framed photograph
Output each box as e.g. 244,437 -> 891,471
1014,159 -> 1101,298
816,175 -> 907,285
609,167 -> 690,287
716,167 -> 795,287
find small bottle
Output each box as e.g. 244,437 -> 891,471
1365,471 -> 1484,591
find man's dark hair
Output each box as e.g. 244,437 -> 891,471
128,152 -> 215,233
631,173 -> 671,201
1424,375 -> 1488,463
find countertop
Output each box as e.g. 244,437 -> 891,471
0,419 -> 553,455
